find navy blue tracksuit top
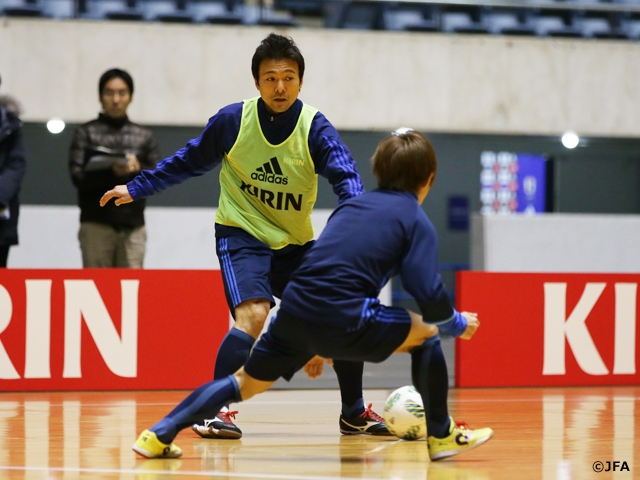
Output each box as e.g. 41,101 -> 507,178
279,189 -> 466,335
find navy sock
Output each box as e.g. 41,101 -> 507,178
214,327 -> 256,380
342,398 -> 365,418
333,360 -> 365,417
410,335 -> 450,439
150,375 -> 242,444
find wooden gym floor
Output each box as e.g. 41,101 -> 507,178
0,386 -> 637,479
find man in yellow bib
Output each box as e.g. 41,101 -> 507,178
101,33 -> 390,440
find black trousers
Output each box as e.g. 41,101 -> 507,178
0,245 -> 10,268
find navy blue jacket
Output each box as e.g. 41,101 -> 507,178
280,189 -> 467,335
127,98 -> 364,204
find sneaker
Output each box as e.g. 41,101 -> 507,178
191,410 -> 242,439
427,417 -> 493,461
132,429 -> 182,459
339,403 -> 393,436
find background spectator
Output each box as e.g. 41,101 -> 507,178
68,68 -> 160,268
0,73 -> 27,268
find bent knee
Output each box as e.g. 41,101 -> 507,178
234,368 -> 272,401
234,299 -> 270,338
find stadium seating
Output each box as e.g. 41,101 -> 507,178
244,4 -> 297,26
93,0 -> 144,20
141,0 -> 194,22
577,12 -> 627,38
439,5 -> 489,34
2,0 -> 43,16
384,5 -> 439,32
190,0 -> 242,24
484,8 -> 536,36
331,1 -> 386,30
274,0 -> 322,17
621,14 -> 640,38
532,9 -> 582,38
41,0 -> 74,17
2,0 -> 640,41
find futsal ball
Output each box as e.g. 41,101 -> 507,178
383,385 -> 426,440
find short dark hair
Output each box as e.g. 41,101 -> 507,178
371,129 -> 437,194
251,33 -> 305,82
99,68 -> 134,96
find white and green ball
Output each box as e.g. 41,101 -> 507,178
383,385 -> 426,440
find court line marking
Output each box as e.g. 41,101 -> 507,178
0,466 -> 384,480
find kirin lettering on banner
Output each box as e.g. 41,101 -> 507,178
543,283 -> 636,376
455,272 -> 640,387
0,280 -> 138,379
0,269 -> 226,391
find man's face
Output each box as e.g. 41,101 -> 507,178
255,58 -> 302,115
100,77 -> 132,118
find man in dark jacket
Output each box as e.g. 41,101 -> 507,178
0,74 -> 27,268
69,68 -> 160,268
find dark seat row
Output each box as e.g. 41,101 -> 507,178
326,2 -> 640,39
3,0 -> 640,39
1,0 -> 297,26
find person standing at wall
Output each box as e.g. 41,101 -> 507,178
0,74 -> 27,268
69,68 -> 160,268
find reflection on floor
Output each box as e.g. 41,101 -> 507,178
0,387 -> 637,479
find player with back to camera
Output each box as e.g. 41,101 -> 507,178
100,33 -> 391,439
128,129 -> 494,462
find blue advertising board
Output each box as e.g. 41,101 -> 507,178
516,154 -> 546,214
480,151 -> 546,214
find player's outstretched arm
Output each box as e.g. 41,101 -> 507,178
459,312 -> 479,340
100,185 -> 133,207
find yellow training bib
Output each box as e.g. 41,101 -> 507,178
216,97 -> 319,249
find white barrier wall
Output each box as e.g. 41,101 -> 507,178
9,205 -> 329,268
471,213 -> 640,272
9,205 -> 392,306
1,19 -> 639,136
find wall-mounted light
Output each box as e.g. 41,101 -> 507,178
46,118 -> 65,134
561,131 -> 579,149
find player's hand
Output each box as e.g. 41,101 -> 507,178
100,185 -> 133,207
304,355 -> 330,379
459,312 -> 479,340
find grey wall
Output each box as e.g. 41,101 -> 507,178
4,20 -> 640,137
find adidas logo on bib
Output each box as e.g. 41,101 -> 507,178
251,157 -> 289,185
